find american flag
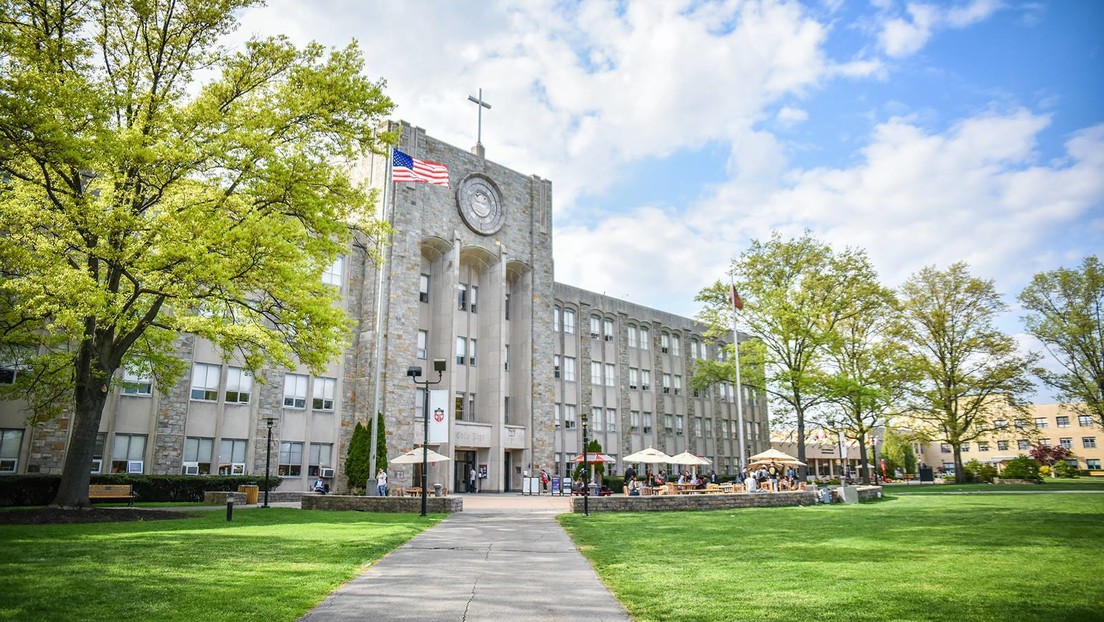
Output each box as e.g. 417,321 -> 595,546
392,149 -> 450,187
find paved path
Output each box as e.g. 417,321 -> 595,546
299,494 -> 631,622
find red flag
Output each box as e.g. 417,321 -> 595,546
728,285 -> 744,311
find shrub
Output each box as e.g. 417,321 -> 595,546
1000,456 -> 1041,481
1053,461 -> 1078,478
963,460 -> 997,483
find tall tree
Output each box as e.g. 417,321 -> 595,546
0,0 -> 395,507
694,232 -> 885,473
881,425 -> 917,476
894,263 -> 1037,483
374,411 -> 387,473
1019,256 -> 1104,429
344,421 -> 371,494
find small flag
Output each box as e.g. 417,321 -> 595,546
728,285 -> 744,311
392,149 -> 450,187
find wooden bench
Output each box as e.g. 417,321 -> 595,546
88,484 -> 136,506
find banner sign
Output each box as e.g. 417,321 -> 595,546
428,389 -> 449,444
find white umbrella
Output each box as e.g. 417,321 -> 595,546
669,451 -> 711,466
389,448 -> 451,464
623,446 -> 672,463
747,448 -> 805,466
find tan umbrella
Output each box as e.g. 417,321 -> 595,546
389,448 -> 451,464
623,446 -> 672,463
747,448 -> 805,466
669,451 -> 712,466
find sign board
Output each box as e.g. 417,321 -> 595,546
428,390 -> 448,443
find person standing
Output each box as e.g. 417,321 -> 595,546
375,468 -> 388,497
540,468 -> 550,493
624,465 -> 636,486
468,464 -> 477,493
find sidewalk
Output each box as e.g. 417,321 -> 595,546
299,493 -> 631,622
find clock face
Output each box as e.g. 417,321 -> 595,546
457,175 -> 505,235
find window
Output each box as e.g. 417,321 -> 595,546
1087,458 -> 1102,470
662,373 -> 671,394
590,362 -> 602,385
962,443 -> 970,452
641,370 -> 651,390
628,325 -> 637,347
505,293 -> 511,320
454,392 -> 465,420
605,363 -> 616,387
313,377 -> 336,411
554,307 -> 561,332
456,337 -> 467,366
695,417 -> 703,437
978,442 -> 989,451
111,434 -> 146,474
308,443 -> 333,477
1059,438 -> 1073,449
1079,415 -> 1093,427
322,256 -> 344,286
704,418 -> 712,437
940,443 -> 952,454
676,416 -> 684,436
121,368 -> 152,396
1034,417 -> 1048,428
468,393 -> 476,420
505,344 -> 510,371
563,309 -> 576,334
639,326 -> 649,350
997,440 -> 1009,451
183,437 -> 213,474
278,441 -> 303,476
607,408 -> 617,432
458,283 -> 468,310
690,339 -> 700,359
554,355 -> 561,379
590,315 -> 601,339
603,318 -> 614,341
190,363 -> 220,401
643,412 -> 653,433
554,404 -> 561,428
1017,439 -> 1030,450
0,429 -> 24,473
417,330 -> 428,360
504,396 -> 511,423
672,334 -> 681,356
225,367 -> 252,404
592,408 -> 603,430
1014,419 -> 1027,430
1082,437 -> 1097,449
0,356 -> 18,385
564,357 -> 576,382
674,375 -> 682,395
994,420 -> 1007,429
629,368 -> 638,390
469,338 -> 477,366
219,439 -> 247,474
630,410 -> 640,432
665,414 -> 674,433
415,387 -> 426,421
661,332 -> 670,353
419,274 -> 430,303
283,373 -> 308,408
564,404 -> 577,429
91,433 -> 105,473
1056,416 -> 1070,428
470,285 -> 479,313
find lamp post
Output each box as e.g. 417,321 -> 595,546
870,436 -> 881,485
581,411 -> 589,517
262,417 -> 276,508
408,359 -> 446,517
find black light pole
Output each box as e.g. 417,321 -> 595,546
262,417 -> 276,508
871,437 -> 881,485
581,411 -> 589,517
408,359 -> 446,517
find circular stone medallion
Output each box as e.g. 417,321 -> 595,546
456,174 -> 505,235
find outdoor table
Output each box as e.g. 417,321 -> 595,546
404,487 -> 422,497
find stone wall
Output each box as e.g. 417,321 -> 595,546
569,486 -> 884,513
302,494 -> 462,514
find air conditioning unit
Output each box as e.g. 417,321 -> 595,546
320,467 -> 335,478
230,463 -> 246,475
127,460 -> 144,474
182,462 -> 200,475
0,458 -> 16,473
90,458 -> 102,474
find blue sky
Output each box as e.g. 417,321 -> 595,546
238,1 -> 1103,400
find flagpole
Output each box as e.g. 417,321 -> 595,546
729,274 -> 747,475
368,146 -> 395,486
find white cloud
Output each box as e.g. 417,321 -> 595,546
877,0 -> 1003,58
777,106 -> 810,127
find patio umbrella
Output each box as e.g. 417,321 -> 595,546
668,451 -> 711,466
623,446 -> 672,463
571,453 -> 616,464
747,448 -> 805,466
389,448 -> 451,464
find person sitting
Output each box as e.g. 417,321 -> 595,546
628,476 -> 642,496
313,478 -> 327,494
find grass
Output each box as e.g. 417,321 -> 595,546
887,477 -> 1104,494
559,492 -> 1104,622
0,507 -> 440,622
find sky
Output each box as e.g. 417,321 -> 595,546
235,0 -> 1103,399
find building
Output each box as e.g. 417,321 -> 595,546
0,123 -> 769,492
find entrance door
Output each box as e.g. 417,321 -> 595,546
503,453 -> 511,493
455,450 -> 476,492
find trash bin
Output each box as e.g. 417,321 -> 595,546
238,484 -> 259,505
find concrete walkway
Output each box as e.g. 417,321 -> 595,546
299,493 -> 631,622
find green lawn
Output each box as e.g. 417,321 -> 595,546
559,493 -> 1104,622
887,477 -> 1104,494
0,508 -> 439,622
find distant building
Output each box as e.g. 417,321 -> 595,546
0,123 -> 769,492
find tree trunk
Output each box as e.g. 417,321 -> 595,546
952,445 -> 965,484
858,438 -> 870,485
52,369 -> 111,508
795,409 -> 808,480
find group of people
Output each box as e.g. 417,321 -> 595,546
742,463 -> 800,492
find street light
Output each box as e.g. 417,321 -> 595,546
262,417 -> 276,508
408,359 -> 446,517
581,411 -> 589,517
870,436 -> 881,485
